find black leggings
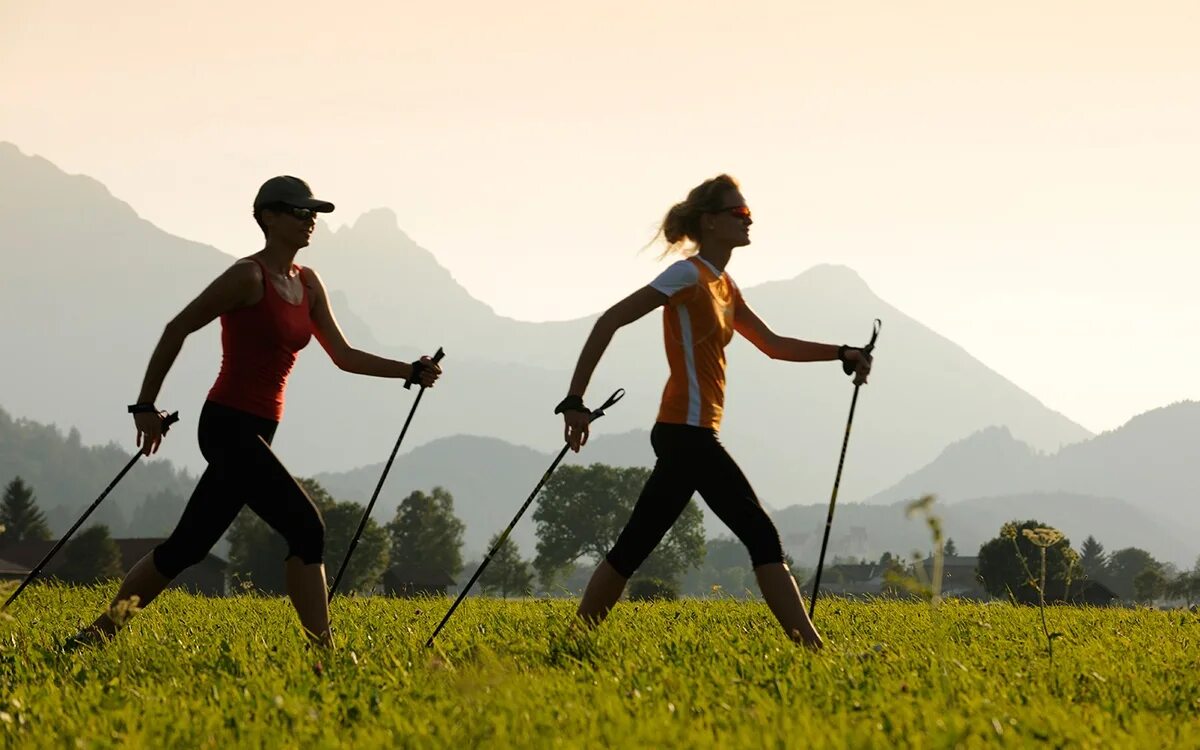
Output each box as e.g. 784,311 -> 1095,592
606,423 -> 785,578
153,401 -> 325,579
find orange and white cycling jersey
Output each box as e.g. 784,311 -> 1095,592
650,256 -> 743,430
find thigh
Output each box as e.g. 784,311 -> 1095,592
692,434 -> 776,542
241,436 -> 323,538
605,426 -> 699,576
160,463 -> 245,555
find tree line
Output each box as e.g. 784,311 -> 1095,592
4,471 -> 1194,605
0,464 -> 708,598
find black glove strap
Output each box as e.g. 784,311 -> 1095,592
554,395 -> 590,415
406,359 -> 427,386
837,345 -> 859,376
127,403 -> 158,415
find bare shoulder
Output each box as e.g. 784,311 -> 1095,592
211,258 -> 265,307
298,265 -> 327,297
229,257 -> 263,281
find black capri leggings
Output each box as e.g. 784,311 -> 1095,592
153,400 -> 325,579
606,422 -> 785,578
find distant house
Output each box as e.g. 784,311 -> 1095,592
1068,580 -> 1118,606
382,565 -> 456,597
916,555 -> 989,599
802,563 -> 885,598
0,558 -> 30,581
0,538 -> 226,595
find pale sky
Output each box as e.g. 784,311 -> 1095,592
3,1 -> 1198,434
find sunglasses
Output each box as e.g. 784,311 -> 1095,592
712,205 -> 752,221
265,204 -> 320,221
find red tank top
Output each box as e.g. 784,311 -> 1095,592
207,258 -> 313,421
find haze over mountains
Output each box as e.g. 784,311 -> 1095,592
0,142 -> 1090,510
2,141 -> 1195,567
314,404 -> 1198,565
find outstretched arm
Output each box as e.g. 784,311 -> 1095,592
304,267 -> 439,386
734,300 -> 871,384
562,286 -> 666,450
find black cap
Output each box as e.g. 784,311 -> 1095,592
253,176 -> 335,212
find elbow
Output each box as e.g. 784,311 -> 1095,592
594,309 -> 624,337
333,347 -> 362,373
162,318 -> 191,343
760,336 -> 785,360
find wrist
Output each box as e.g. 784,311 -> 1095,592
554,394 -> 589,415
128,402 -> 158,414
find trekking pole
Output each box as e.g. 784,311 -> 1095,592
809,319 -> 881,619
3,411 -> 180,610
425,388 -> 625,647
329,348 -> 445,600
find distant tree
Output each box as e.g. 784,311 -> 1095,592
976,520 -> 1075,604
58,525 -> 123,584
130,488 -> 188,537
1133,567 -> 1166,604
1106,547 -> 1161,600
1165,572 -> 1200,607
943,538 -> 959,557
321,500 -> 390,594
228,478 -> 388,594
1078,536 -> 1108,581
0,477 -> 52,545
533,464 -> 704,593
386,487 -> 465,584
478,533 -> 534,598
683,537 -> 754,597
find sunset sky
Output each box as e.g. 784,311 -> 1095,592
3,1 -> 1197,433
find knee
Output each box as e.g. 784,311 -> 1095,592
286,513 -> 325,565
604,549 -> 640,580
152,541 -> 200,580
742,518 -> 786,569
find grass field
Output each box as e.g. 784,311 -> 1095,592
1,586 -> 1198,749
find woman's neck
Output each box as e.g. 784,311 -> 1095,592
259,241 -> 301,276
696,244 -> 732,273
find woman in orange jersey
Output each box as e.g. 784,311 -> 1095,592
73,176 -> 441,648
556,174 -> 870,649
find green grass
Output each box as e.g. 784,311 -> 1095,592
1,586 -> 1198,748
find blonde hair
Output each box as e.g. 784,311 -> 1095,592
653,174 -> 741,257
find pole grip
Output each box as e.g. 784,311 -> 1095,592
404,347 -> 446,390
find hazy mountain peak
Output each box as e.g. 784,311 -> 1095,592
792,264 -> 873,295
945,424 -> 1025,453
346,207 -> 410,239
1095,400 -> 1199,439
0,142 -> 139,225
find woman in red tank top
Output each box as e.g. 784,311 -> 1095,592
74,176 -> 442,649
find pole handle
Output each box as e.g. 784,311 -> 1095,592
403,345 -> 446,388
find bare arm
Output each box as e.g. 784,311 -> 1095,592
734,298 -> 872,385
562,285 -> 666,450
132,260 -> 260,453
568,286 -> 667,396
304,268 -> 439,385
136,261 -> 261,403
733,300 -> 841,362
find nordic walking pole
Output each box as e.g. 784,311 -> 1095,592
329,348 -> 445,600
3,411 -> 180,611
425,388 -> 626,647
809,319 -> 882,619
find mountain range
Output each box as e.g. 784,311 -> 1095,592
0,141 -> 1091,512
0,133 -> 1193,567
